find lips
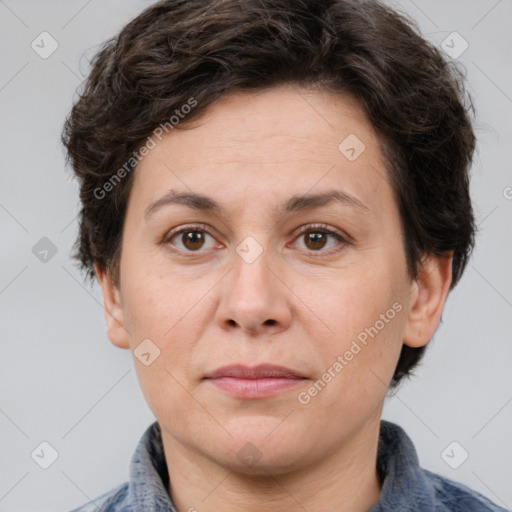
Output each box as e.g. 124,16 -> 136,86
205,364 -> 305,380
204,364 -> 307,399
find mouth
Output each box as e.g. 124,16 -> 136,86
203,364 -> 308,399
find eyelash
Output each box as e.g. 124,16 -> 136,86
163,223 -> 349,257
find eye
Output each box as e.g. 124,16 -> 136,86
292,224 -> 348,253
163,223 -> 348,255
165,225 -> 220,252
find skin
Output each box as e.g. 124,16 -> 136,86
96,83 -> 452,512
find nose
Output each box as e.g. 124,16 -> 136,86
215,247 -> 293,336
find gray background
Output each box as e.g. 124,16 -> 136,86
0,0 -> 511,510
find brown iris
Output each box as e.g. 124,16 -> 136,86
182,231 -> 205,250
304,232 -> 328,250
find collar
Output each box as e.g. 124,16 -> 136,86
369,420 -> 436,511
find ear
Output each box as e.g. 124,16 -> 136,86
94,263 -> 130,349
403,252 -> 453,348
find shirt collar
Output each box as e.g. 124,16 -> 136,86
368,420 -> 436,511
127,420 -> 435,511
128,422 -> 177,512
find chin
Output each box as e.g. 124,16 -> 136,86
200,420 -> 315,475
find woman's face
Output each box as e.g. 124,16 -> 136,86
100,84 -> 439,473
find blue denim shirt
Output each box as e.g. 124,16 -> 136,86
70,420 -> 507,511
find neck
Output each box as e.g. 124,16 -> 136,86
161,418 -> 383,512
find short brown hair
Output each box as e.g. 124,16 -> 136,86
61,0 -> 476,387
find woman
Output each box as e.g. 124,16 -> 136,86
62,0 -> 505,510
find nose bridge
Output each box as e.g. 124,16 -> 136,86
215,240 -> 292,334
233,245 -> 273,299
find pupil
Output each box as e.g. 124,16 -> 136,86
184,231 -> 204,250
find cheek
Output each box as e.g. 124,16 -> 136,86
119,259 -> 221,372
297,256 -> 407,388
121,279 -> 171,341
303,265 -> 401,336
120,248 -> 194,335
120,269 -> 212,419
297,279 -> 405,429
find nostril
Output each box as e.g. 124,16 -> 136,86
264,319 -> 277,326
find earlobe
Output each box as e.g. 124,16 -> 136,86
403,253 -> 453,348
94,263 -> 131,349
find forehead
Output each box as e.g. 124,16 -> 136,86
130,84 -> 393,217
165,85 -> 382,162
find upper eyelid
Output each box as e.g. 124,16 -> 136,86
165,223 -> 211,239
167,222 -> 344,239
294,223 -> 343,236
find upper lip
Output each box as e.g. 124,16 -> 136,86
204,364 -> 306,379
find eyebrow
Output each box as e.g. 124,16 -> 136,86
144,189 -> 370,220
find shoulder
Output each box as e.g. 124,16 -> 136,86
69,482 -> 130,512
375,421 -> 507,512
422,469 -> 508,511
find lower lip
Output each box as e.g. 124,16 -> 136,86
206,377 -> 305,399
